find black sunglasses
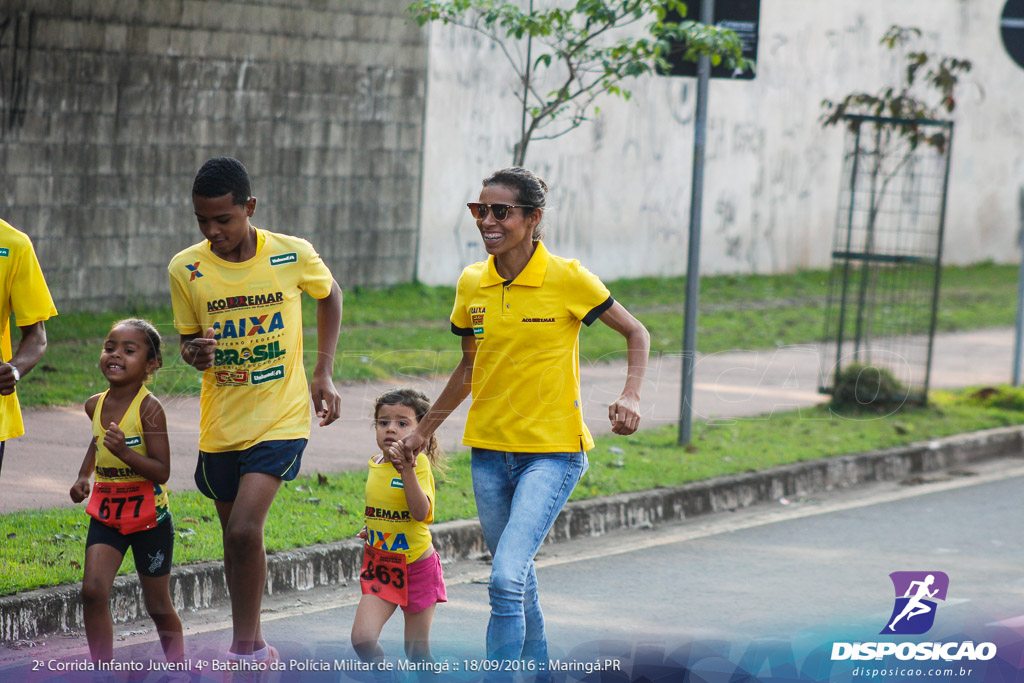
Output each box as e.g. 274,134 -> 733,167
467,203 -> 536,221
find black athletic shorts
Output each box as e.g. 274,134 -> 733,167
86,516 -> 174,577
194,438 -> 307,502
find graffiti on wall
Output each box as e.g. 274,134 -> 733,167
0,10 -> 31,133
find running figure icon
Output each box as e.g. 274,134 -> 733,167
888,574 -> 938,630
881,571 -> 949,635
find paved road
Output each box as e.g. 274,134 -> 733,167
3,456 -> 1023,682
1,328 -> 1017,513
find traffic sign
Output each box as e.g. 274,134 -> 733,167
1002,0 -> 1024,70
661,0 -> 759,79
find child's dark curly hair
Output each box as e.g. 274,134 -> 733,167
374,387 -> 442,467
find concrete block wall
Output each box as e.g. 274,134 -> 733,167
417,1 -> 1024,285
0,0 -> 427,310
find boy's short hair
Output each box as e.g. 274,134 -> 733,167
193,157 -> 251,206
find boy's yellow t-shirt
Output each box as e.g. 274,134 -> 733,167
0,219 -> 58,441
168,228 -> 334,452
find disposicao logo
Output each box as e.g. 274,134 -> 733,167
831,571 -> 997,663
882,571 -> 949,635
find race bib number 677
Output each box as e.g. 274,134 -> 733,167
86,480 -> 158,534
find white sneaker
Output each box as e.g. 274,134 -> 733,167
258,644 -> 280,682
220,656 -> 260,683
257,644 -> 280,665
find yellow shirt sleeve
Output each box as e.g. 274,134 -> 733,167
168,265 -> 201,335
450,268 -> 473,333
9,236 -> 57,327
565,260 -> 613,325
298,240 -> 333,300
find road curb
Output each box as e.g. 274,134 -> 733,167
3,425 -> 1022,642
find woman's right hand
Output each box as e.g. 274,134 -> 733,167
388,431 -> 427,472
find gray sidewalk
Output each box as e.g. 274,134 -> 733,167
1,327 -> 1016,513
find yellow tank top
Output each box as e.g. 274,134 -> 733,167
92,385 -> 170,523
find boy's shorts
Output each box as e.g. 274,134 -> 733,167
194,438 -> 307,502
86,516 -> 174,577
403,551 -> 447,613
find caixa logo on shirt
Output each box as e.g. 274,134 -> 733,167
470,306 -> 485,337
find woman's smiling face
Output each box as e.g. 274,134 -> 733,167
475,184 -> 539,263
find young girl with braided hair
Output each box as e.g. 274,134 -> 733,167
69,319 -> 186,672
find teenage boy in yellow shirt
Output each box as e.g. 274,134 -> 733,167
168,157 -> 342,669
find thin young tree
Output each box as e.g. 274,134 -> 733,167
820,25 -> 971,372
407,0 -> 750,165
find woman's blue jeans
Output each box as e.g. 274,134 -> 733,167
471,449 -> 589,666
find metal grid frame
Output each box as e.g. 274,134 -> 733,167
820,114 -> 955,403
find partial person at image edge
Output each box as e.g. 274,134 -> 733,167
0,216 -> 58,476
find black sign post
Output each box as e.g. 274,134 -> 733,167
675,0 -> 714,446
662,0 -> 760,79
661,1 -> 759,443
1004,1 -> 1024,384
1002,0 -> 1024,70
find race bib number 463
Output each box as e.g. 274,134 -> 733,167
86,480 -> 158,534
360,544 -> 408,606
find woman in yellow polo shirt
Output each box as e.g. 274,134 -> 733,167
391,167 -> 650,670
